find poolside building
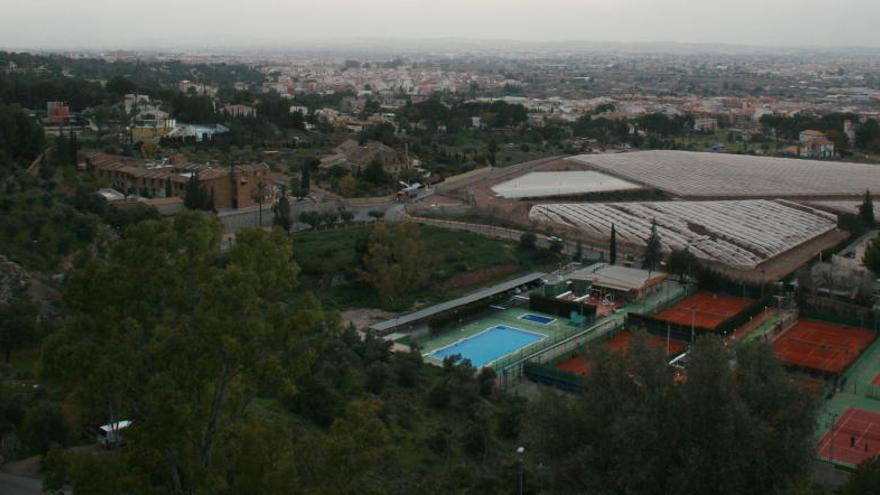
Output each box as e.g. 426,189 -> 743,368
567,263 -> 667,302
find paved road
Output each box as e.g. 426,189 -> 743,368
217,198 -> 407,233
0,473 -> 48,495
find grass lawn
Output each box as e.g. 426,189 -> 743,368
292,224 -> 547,311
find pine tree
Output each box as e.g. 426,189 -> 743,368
609,224 -> 617,265
642,218 -> 662,272
859,190 -> 875,227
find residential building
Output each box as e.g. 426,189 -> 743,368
222,104 -> 257,118
86,153 -> 272,210
693,117 -> 718,132
799,129 -> 835,158
46,101 -> 71,125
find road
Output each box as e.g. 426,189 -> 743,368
0,473 -> 49,495
217,198 -> 407,233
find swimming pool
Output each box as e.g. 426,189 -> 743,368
428,325 -> 547,368
519,313 -> 556,325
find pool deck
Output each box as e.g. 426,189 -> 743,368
418,280 -> 689,370
419,308 -> 581,367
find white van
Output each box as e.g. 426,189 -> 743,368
96,420 -> 132,449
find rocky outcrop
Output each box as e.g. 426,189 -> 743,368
0,255 -> 30,306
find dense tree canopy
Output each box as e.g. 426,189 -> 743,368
528,335 -> 818,495
0,104 -> 45,177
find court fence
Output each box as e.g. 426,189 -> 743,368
799,297 -> 879,332
627,293 -> 776,342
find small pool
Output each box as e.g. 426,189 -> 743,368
427,325 -> 547,368
519,313 -> 556,325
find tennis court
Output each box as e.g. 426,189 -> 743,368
816,408 -> 880,466
772,319 -> 876,375
653,291 -> 754,331
556,330 -> 687,375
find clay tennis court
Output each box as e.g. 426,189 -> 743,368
653,291 -> 754,331
556,330 -> 687,376
816,408 -> 880,466
772,319 -> 876,375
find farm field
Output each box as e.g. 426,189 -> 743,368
529,200 -> 837,269
491,171 -> 642,198
568,150 -> 880,198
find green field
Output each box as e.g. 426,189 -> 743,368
292,224 -> 550,311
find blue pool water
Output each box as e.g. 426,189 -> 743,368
519,313 -> 556,325
429,325 -> 546,367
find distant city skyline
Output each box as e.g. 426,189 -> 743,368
3,0 -> 880,50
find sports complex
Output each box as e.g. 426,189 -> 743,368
405,149 -> 880,473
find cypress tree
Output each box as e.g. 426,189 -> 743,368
859,190 -> 875,227
184,172 -> 201,210
642,218 -> 662,272
609,224 -> 617,265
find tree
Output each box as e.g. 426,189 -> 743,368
183,172 -> 210,210
41,213 -> 323,493
338,175 -> 358,197
863,235 -> 880,276
666,248 -> 698,282
368,209 -> 385,221
527,336 -> 817,495
251,175 -> 267,226
859,190 -> 875,227
106,76 -> 136,97
609,223 -> 617,265
273,186 -> 292,232
487,139 -> 498,166
0,298 -> 38,363
358,222 -> 429,305
519,232 -> 537,251
840,456 -> 880,495
300,157 -> 316,195
298,210 -> 322,230
339,207 -> 355,225
363,158 -> 389,186
642,218 -> 662,272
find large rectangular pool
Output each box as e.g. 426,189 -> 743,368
427,325 -> 547,368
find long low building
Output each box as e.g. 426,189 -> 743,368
491,171 -> 642,199
86,153 -> 272,210
530,200 -> 838,269
368,272 -> 546,335
567,263 -> 667,300
568,150 -> 880,199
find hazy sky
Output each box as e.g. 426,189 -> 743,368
3,0 -> 880,49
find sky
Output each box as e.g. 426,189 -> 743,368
2,0 -> 880,50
